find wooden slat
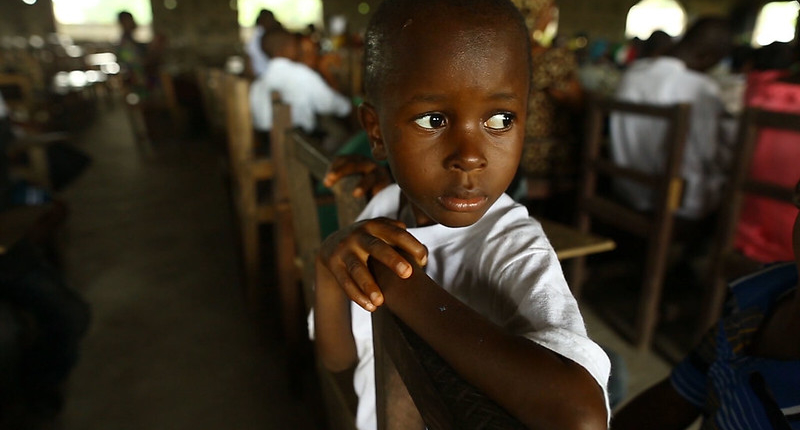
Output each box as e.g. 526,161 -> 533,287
742,180 -> 795,204
592,159 -> 658,188
539,219 -> 616,261
290,130 -> 331,180
578,196 -> 651,237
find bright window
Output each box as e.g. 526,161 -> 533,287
751,1 -> 799,46
52,0 -> 153,42
237,0 -> 323,31
625,0 -> 687,40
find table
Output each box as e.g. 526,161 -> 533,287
539,219 -> 616,261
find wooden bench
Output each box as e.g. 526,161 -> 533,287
572,96 -> 691,350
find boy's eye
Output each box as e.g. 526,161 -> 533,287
414,114 -> 446,129
484,113 -> 514,130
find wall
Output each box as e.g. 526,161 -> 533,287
151,0 -> 241,68
322,0 -> 764,41
0,0 -> 56,39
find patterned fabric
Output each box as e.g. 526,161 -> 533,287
116,35 -> 151,98
671,263 -> 800,430
510,0 -> 552,31
519,47 -> 579,191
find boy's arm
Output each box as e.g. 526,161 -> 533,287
314,257 -> 358,372
611,378 -> 701,430
315,217 -> 428,371
370,256 -> 608,430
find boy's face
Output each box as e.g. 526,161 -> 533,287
361,11 -> 530,228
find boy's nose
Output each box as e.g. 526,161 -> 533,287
445,127 -> 487,172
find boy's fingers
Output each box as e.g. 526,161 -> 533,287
330,263 -> 377,311
325,155 -> 375,187
343,254 -> 385,307
360,219 -> 428,269
356,232 -> 414,278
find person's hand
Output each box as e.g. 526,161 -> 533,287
318,217 -> 427,312
324,154 -> 392,199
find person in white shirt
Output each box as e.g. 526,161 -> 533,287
244,9 -> 281,78
249,29 -> 351,140
610,17 -> 733,220
311,0 -> 610,428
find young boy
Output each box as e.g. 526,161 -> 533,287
312,1 -> 610,429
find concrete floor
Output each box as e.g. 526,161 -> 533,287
47,102 -> 674,428
56,104 -> 316,430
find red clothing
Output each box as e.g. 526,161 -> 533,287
734,70 -> 800,263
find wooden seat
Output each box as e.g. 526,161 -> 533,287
697,107 -> 800,343
221,74 -> 275,309
572,96 -> 691,350
273,97 -> 526,429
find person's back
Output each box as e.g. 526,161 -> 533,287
734,56 -> 800,263
610,17 -> 733,220
311,1 -> 610,429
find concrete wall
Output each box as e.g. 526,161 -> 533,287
151,0 -> 241,68
0,0 -> 56,40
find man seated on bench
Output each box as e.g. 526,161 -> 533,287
310,1 -> 610,429
249,28 -> 352,153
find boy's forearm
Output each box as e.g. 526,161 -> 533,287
371,260 -> 607,430
314,258 -> 358,372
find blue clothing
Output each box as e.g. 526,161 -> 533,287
671,263 -> 800,430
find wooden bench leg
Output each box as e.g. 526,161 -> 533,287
634,237 -> 671,350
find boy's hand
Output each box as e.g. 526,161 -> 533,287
318,217 -> 427,311
324,154 -> 392,198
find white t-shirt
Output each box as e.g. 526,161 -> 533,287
610,57 -> 730,219
249,57 -> 351,133
311,184 -> 611,430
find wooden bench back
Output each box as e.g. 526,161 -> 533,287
573,96 -> 691,349
698,107 -> 800,341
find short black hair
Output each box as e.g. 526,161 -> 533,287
362,0 -> 531,103
118,11 -> 133,23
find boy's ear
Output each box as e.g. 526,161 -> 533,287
357,102 -> 387,161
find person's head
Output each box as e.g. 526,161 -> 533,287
118,11 -> 136,34
297,33 -> 320,70
261,29 -> 299,61
752,42 -> 796,71
359,0 -> 531,228
641,30 -> 673,58
670,16 -> 732,71
256,9 -> 278,30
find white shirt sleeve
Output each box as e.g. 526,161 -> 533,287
302,68 -> 352,118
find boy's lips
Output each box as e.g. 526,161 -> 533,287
437,192 -> 488,212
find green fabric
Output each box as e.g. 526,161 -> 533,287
317,131 -> 373,239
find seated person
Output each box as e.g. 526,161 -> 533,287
612,179 -> 800,430
734,46 -> 800,263
244,9 -> 282,79
311,1 -> 610,429
610,17 -> 733,220
249,28 -> 352,148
